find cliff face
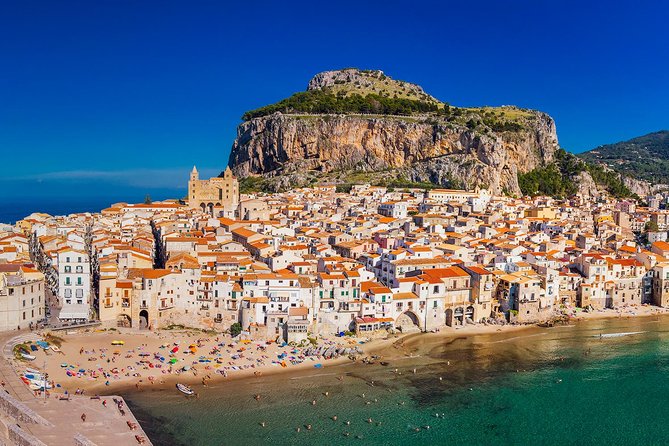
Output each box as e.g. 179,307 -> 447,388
228,112 -> 559,195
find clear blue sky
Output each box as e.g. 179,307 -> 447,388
1,0 -> 667,204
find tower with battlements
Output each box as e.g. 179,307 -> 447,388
187,166 -> 239,216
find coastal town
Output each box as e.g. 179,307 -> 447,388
2,167 -> 669,444
3,167 -> 669,337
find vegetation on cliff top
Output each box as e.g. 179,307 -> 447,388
241,89 -> 444,120
578,130 -> 669,184
241,68 -> 536,135
518,149 -> 635,199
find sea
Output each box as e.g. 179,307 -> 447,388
0,199 -> 114,225
122,315 -> 669,446
0,191 -> 182,225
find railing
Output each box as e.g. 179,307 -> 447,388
140,303 -> 148,309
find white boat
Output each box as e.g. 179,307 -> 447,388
27,380 -> 52,390
176,383 -> 195,396
20,353 -> 36,361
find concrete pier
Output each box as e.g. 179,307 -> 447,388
0,331 -> 152,446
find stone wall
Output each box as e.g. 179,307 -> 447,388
0,390 -> 51,426
8,424 -> 47,446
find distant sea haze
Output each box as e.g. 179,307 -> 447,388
0,192 -> 182,225
0,198 -> 114,225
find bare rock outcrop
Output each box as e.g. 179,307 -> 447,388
228,68 -> 560,194
228,112 -> 558,195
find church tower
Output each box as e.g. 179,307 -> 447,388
188,166 -> 199,208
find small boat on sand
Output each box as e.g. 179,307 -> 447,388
176,383 -> 195,396
20,353 -> 36,361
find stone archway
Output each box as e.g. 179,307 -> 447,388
454,307 -> 464,326
396,311 -> 420,332
139,310 -> 149,329
445,308 -> 454,327
200,203 -> 206,213
206,203 -> 214,215
465,305 -> 475,324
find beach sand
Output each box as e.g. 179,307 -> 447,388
21,328 -> 373,395
15,305 -> 668,397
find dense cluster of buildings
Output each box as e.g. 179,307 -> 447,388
3,167 -> 669,341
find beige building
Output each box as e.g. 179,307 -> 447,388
188,166 -> 239,216
0,265 -> 45,331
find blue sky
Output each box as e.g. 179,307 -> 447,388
1,0 -> 667,203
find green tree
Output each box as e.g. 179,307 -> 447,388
230,322 -> 242,337
645,221 -> 659,233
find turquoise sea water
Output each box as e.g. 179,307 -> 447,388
124,316 -> 669,445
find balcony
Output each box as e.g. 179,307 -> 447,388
140,303 -> 148,309
121,302 -> 130,308
200,305 -> 210,311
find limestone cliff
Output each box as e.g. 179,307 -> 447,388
228,69 -> 560,194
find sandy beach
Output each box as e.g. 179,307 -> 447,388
12,305 -> 669,398
17,328 -> 380,395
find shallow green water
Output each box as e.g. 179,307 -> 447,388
125,316 -> 669,445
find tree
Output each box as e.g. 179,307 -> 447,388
230,322 -> 242,337
144,194 -> 152,204
645,221 -> 659,233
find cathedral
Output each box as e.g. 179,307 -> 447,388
188,166 -> 239,216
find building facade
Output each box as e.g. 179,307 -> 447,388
57,248 -> 92,321
188,166 -> 239,216
0,265 -> 45,331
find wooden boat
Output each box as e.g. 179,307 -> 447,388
176,383 -> 195,396
111,340 -> 125,346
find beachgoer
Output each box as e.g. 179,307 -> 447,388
81,413 -> 86,422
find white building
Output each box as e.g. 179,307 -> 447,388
57,248 -> 92,321
0,265 -> 45,331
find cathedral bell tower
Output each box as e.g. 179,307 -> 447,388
188,166 -> 199,208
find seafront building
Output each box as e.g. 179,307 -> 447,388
0,264 -> 45,330
56,248 -> 92,320
2,168 -> 669,338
